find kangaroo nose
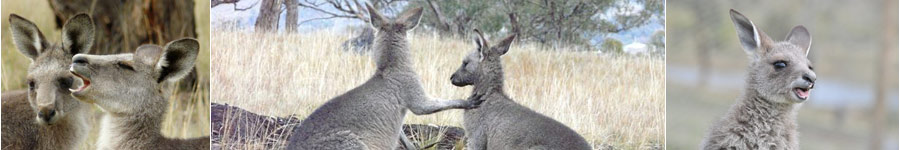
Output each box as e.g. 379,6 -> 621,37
38,108 -> 56,123
73,56 -> 89,66
803,73 -> 816,84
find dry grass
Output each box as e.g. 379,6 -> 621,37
1,0 -> 211,149
212,29 -> 665,149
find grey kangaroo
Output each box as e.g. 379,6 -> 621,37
285,4 -> 483,150
2,14 -> 95,150
449,30 -> 592,150
700,9 -> 815,150
69,39 -> 209,150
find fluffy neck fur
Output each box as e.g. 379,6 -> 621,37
725,73 -> 800,142
373,31 -> 413,74
97,94 -> 167,149
474,59 -> 506,96
45,102 -> 92,150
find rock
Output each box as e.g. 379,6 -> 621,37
211,103 -> 300,149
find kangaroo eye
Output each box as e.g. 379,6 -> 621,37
27,80 -> 35,90
117,62 -> 135,71
773,61 -> 787,69
58,77 -> 73,89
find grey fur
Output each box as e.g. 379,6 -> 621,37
69,39 -> 208,150
700,9 -> 816,150
1,14 -> 94,150
285,4 -> 482,150
450,30 -> 592,150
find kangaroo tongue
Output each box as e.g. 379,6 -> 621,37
69,71 -> 91,92
794,88 -> 810,99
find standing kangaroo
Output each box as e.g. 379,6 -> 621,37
1,14 -> 95,150
700,9 -> 816,150
286,4 -> 482,150
449,30 -> 592,150
68,39 -> 209,150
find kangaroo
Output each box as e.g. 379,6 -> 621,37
1,14 -> 95,150
700,9 -> 816,150
449,30 -> 592,150
285,4 -> 483,150
68,39 -> 209,150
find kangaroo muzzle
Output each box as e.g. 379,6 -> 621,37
36,103 -> 58,124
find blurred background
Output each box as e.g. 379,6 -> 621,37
667,0 -> 898,149
1,0 -> 210,149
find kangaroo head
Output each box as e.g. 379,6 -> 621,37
450,29 -> 516,86
729,9 -> 816,104
69,39 -> 198,114
365,3 -> 423,41
9,14 -> 94,125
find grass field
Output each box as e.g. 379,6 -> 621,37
1,0 -> 211,149
211,29 -> 665,149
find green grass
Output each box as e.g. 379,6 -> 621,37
1,0 -> 211,149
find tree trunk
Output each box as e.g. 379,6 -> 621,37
256,0 -> 283,32
47,0 -> 199,91
697,40 -> 711,89
870,0 -> 897,149
284,0 -> 299,33
48,0 -> 197,54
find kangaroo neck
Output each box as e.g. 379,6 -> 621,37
373,32 -> 413,73
474,62 -> 505,96
99,95 -> 167,149
735,89 -> 797,126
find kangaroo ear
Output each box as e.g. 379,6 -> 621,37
61,14 -> 94,55
473,29 -> 489,55
366,3 -> 386,29
493,34 -> 516,55
785,25 -> 811,56
729,9 -> 773,57
156,38 -> 199,83
9,14 -> 48,60
397,7 -> 424,30
134,45 -> 164,66
473,37 -> 483,51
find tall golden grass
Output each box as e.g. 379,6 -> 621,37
212,29 -> 665,149
0,0 -> 211,149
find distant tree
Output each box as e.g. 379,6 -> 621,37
256,0 -> 283,32
285,0 -> 300,32
870,0 -> 896,149
650,30 -> 665,51
407,0 -> 663,49
601,38 -> 624,54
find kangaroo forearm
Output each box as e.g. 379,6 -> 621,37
407,98 -> 468,115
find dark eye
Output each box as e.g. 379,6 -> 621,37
117,62 -> 135,71
27,80 -> 35,90
773,61 -> 787,69
58,77 -> 73,89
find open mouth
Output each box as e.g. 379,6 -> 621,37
69,68 -> 90,93
793,86 -> 812,100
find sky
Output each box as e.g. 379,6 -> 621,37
211,0 -> 665,45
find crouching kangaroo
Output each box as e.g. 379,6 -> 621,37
2,14 -> 95,150
69,39 -> 209,150
449,30 -> 592,150
286,4 -> 483,150
700,9 -> 816,150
